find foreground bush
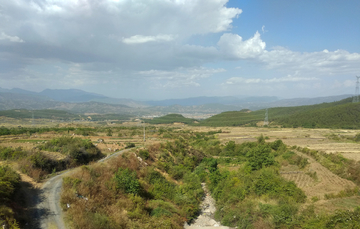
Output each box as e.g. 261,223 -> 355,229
0,166 -> 21,229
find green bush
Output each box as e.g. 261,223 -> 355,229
0,166 -> 21,228
125,142 -> 136,149
283,151 -> 309,169
139,149 -> 149,160
114,168 -> 140,195
150,207 -> 172,217
246,144 -> 276,171
0,147 -> 27,160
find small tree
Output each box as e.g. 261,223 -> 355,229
247,144 -> 275,171
114,168 -> 140,195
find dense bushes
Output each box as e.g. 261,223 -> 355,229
0,147 -> 27,160
0,136 -> 103,181
195,139 -> 308,228
38,136 -> 103,165
114,168 -> 141,195
0,166 -> 21,229
61,131 -> 207,228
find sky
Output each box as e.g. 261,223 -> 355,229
1,0 -> 360,100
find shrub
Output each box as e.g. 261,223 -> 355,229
114,168 -> 140,195
138,150 -> 149,160
125,143 -> 136,149
150,207 -> 172,217
246,144 -> 276,171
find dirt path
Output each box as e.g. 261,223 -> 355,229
33,148 -> 134,229
184,183 -> 231,229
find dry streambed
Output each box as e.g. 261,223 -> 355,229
184,183 -> 231,229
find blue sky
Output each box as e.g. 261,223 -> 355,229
0,0 -> 359,100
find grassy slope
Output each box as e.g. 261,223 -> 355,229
0,109 -> 134,121
143,114 -> 197,125
0,109 -> 79,120
199,97 -> 360,128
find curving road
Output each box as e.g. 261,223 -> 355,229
33,148 -> 133,229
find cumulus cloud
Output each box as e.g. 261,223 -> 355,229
0,0 -> 242,73
218,31 -> 266,59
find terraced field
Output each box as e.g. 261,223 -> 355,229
281,151 -> 356,199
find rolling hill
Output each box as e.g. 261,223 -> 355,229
143,114 -> 197,125
199,97 -> 360,129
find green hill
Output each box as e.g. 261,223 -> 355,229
0,109 -> 81,120
143,114 -> 197,124
199,97 -> 360,129
0,109 -> 134,122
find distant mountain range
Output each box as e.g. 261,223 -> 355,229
0,87 -> 353,116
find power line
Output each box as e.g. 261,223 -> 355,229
263,108 -> 269,126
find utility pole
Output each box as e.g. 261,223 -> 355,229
353,76 -> 360,103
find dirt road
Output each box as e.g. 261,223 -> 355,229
33,148 -> 133,229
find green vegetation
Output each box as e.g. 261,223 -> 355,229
282,151 -> 309,169
61,130 -> 206,228
143,114 -> 197,125
0,165 -> 21,229
0,137 -> 103,181
38,136 -> 103,164
199,97 -> 360,129
58,129 -> 360,228
0,126 -> 76,136
193,139 -> 309,228
0,125 -> 157,138
295,146 -> 360,186
0,109 -> 134,121
0,109 -> 79,120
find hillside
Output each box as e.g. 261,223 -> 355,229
199,97 -> 360,129
0,109 -> 134,121
143,114 -> 198,124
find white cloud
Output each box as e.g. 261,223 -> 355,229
0,0 -> 242,72
0,32 -> 24,43
259,47 -> 360,75
122,34 -> 175,44
225,75 -> 318,85
218,31 -> 266,59
261,25 -> 267,34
